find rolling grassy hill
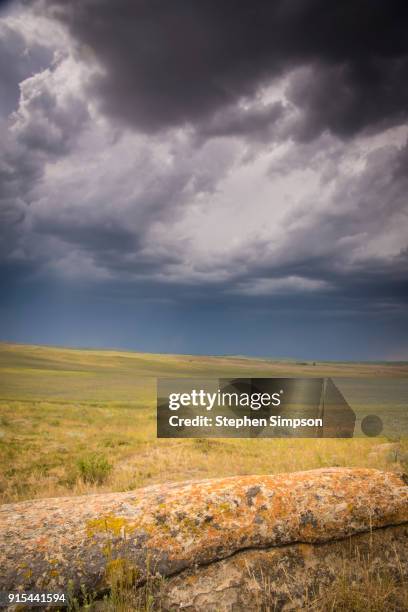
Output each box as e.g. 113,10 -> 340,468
0,342 -> 407,504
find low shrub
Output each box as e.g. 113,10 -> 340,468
77,453 -> 113,485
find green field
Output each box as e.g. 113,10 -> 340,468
0,342 -> 407,504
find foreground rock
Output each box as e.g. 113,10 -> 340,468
0,468 -> 407,605
159,523 -> 408,611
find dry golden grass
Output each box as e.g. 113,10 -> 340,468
1,398 -> 407,504
247,557 -> 408,612
308,554 -> 408,612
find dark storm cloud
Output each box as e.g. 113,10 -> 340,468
287,59 -> 408,141
0,0 -> 16,12
234,250 -> 408,308
41,0 -> 408,139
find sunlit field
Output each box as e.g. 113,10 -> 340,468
0,342 -> 407,504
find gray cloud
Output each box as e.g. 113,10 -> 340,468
25,134 -> 236,279
13,69 -> 89,155
0,23 -> 90,262
287,59 -> 408,141
40,0 -> 408,141
195,101 -> 286,144
234,137 -> 408,308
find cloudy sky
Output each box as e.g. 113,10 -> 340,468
0,0 -> 407,360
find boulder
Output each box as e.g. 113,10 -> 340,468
0,468 -> 407,606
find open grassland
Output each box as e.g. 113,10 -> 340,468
0,342 -> 407,504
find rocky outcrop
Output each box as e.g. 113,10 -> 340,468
0,468 -> 407,606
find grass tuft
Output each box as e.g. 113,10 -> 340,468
77,453 -> 113,485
